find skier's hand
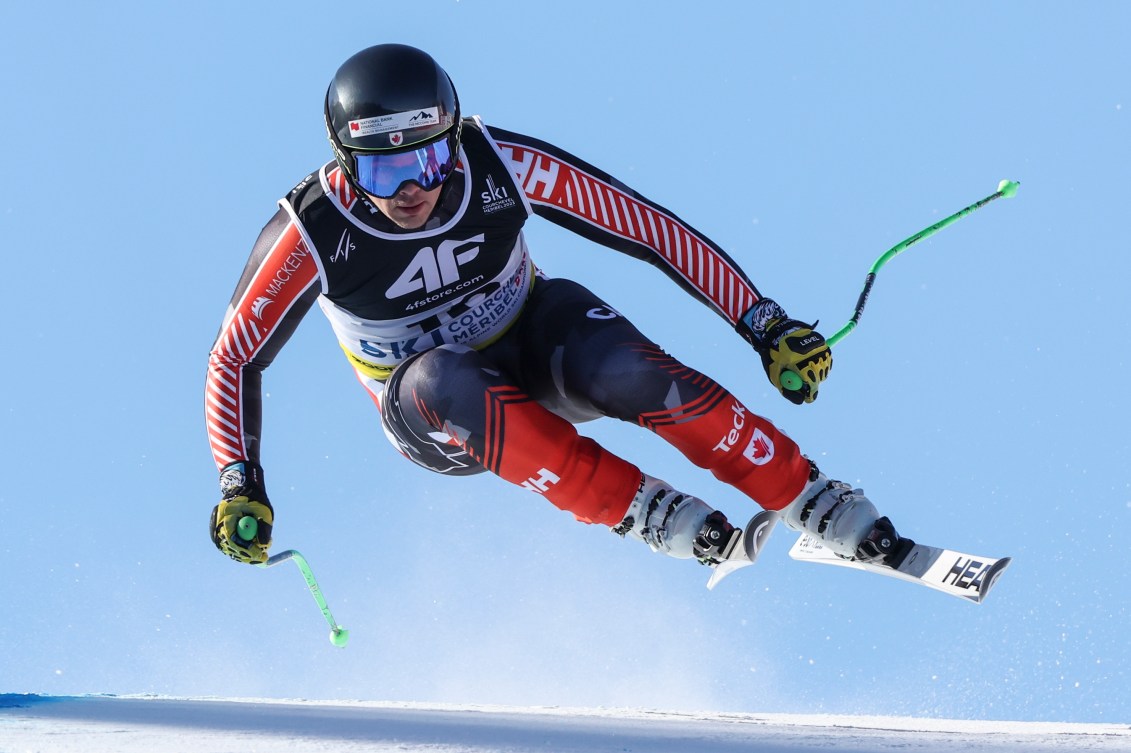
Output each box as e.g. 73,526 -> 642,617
759,319 -> 831,404
736,299 -> 832,405
210,461 -> 273,564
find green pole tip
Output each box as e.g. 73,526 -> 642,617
997,179 -> 1020,198
237,515 -> 258,541
780,371 -> 803,392
330,627 -> 350,648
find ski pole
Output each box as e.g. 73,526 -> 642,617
237,516 -> 350,648
778,179 -> 1020,392
827,179 -> 1020,347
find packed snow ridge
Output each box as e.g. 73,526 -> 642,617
3,694 -> 1131,752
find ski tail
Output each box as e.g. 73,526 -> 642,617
706,510 -> 779,590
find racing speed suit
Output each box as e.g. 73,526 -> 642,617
205,117 -> 811,528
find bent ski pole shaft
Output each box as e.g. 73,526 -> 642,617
260,550 -> 350,647
239,516 -> 350,647
826,179 -> 1020,348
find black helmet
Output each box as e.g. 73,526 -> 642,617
325,44 -> 462,198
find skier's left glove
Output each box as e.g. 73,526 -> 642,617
210,461 -> 274,565
736,298 -> 832,405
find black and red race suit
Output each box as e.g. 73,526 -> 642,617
206,117 -> 810,526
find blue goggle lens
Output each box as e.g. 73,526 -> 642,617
353,136 -> 457,199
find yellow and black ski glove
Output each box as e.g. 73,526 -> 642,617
736,298 -> 832,405
210,461 -> 274,565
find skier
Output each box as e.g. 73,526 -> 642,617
206,43 -> 902,577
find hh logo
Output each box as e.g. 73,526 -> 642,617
386,234 -> 484,298
743,428 -> 775,466
505,146 -> 560,201
522,468 -> 560,494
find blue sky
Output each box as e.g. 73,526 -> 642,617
1,1 -> 1128,723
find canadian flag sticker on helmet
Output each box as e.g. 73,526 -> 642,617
348,107 -> 441,137
743,428 -> 775,466
389,132 -> 403,146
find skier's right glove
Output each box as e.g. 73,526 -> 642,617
210,461 -> 274,565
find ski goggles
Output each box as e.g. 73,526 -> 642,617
352,133 -> 458,199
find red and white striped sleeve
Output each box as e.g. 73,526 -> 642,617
486,125 -> 763,325
205,209 -> 321,471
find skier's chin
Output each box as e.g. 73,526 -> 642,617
369,188 -> 440,229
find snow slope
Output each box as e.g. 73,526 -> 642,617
2,695 -> 1129,753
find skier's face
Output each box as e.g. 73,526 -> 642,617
367,182 -> 442,229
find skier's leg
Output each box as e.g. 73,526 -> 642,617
377,344 -> 641,526
637,385 -> 898,560
356,368 -> 483,477
627,363 -> 900,560
600,353 -> 897,561
371,343 -> 745,563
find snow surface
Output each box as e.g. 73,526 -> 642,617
2,695 -> 1130,753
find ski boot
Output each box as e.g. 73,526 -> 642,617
613,475 -> 778,585
780,464 -> 909,566
612,474 -> 725,561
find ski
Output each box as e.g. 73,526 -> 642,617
788,533 -> 1011,604
706,510 -> 780,590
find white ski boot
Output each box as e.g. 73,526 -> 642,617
780,466 -> 902,563
613,475 -> 780,587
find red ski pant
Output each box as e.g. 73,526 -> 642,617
373,278 -> 811,526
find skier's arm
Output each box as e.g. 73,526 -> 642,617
487,125 -> 760,323
205,207 -> 321,562
486,124 -> 831,404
